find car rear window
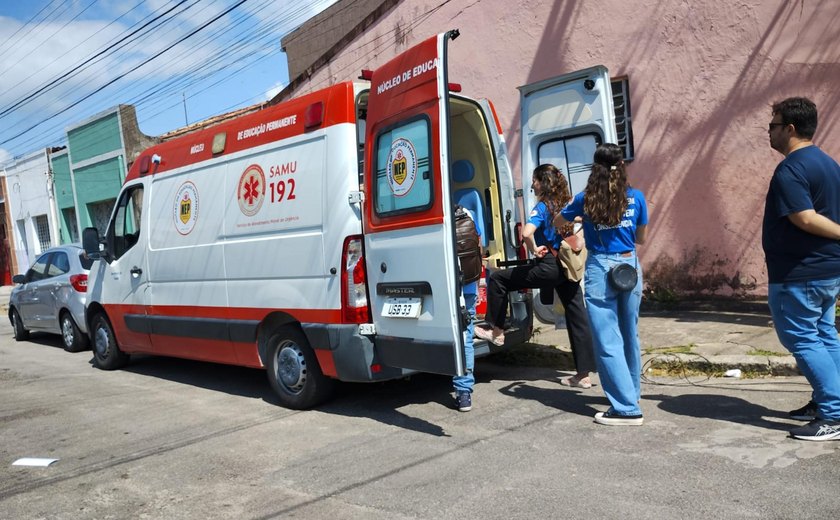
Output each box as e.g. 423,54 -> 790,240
78,251 -> 94,270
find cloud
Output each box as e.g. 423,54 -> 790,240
265,82 -> 287,100
0,148 -> 12,168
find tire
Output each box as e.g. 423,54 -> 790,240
61,312 -> 89,352
90,313 -> 129,370
266,326 -> 335,409
11,309 -> 29,341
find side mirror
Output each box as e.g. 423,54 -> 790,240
12,274 -> 25,284
82,227 -> 105,260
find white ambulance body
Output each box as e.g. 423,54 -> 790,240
83,31 -> 616,409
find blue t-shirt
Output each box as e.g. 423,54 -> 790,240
762,145 -> 840,283
463,207 -> 481,295
560,187 -> 648,254
528,201 -> 561,250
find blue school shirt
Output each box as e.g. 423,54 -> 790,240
560,188 -> 648,254
529,201 -> 561,250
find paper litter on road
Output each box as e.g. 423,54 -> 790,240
12,458 -> 59,467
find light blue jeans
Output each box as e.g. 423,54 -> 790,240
768,278 -> 840,421
584,252 -> 643,415
453,292 -> 477,393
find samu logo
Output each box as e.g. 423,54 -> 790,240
237,164 -> 266,217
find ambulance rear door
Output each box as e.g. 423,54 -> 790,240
362,31 -> 464,376
518,66 -> 617,324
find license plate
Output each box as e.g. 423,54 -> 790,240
382,297 -> 422,318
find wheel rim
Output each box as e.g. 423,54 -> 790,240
61,316 -> 74,346
274,341 -> 307,394
94,322 -> 110,357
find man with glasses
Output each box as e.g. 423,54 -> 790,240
764,97 -> 840,441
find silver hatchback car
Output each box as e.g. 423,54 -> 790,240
8,244 -> 93,352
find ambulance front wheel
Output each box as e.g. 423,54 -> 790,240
266,327 -> 334,409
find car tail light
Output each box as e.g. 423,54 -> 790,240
341,235 -> 370,323
70,274 -> 88,292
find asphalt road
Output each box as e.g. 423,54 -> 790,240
1,320 -> 838,519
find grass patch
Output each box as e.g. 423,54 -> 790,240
747,348 -> 788,357
642,344 -> 696,355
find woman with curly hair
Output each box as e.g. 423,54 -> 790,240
555,143 -> 649,426
475,164 -> 595,387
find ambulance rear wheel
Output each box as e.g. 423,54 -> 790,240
266,327 -> 334,409
91,313 -> 129,370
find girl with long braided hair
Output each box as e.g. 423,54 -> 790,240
475,164 -> 595,387
555,143 -> 649,426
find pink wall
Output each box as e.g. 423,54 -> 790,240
293,0 -> 840,297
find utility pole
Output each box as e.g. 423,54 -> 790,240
183,92 -> 189,126
45,150 -> 61,247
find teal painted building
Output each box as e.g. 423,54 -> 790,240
51,105 -> 157,242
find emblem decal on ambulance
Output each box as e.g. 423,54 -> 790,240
386,138 -> 417,197
237,164 -> 266,216
174,181 -> 199,235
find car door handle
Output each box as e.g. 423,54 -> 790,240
130,266 -> 143,277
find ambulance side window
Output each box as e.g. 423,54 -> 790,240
373,117 -> 432,216
111,186 -> 144,260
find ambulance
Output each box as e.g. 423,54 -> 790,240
82,30 -> 618,409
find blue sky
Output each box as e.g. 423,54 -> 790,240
0,0 -> 338,166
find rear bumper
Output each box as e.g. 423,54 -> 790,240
302,290 -> 532,382
302,323 -> 413,383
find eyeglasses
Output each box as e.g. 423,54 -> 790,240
768,123 -> 787,131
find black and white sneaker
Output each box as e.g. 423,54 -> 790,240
789,400 -> 818,421
455,391 -> 472,412
594,410 -> 643,426
789,419 -> 840,441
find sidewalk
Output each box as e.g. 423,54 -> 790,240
522,301 -> 800,377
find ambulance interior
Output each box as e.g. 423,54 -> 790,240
447,96 -> 505,267
354,90 -> 508,316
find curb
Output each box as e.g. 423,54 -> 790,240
645,352 -> 799,377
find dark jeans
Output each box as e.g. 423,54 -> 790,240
486,256 -> 596,373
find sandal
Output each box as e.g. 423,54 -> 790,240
474,327 -> 505,346
560,376 -> 592,389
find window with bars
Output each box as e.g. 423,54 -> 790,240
611,77 -> 635,161
34,214 -> 51,253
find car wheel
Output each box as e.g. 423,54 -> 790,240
11,309 -> 29,341
266,326 -> 334,409
60,312 -> 89,352
91,313 -> 129,370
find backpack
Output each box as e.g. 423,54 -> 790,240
454,205 -> 482,284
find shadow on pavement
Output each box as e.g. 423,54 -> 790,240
641,309 -> 773,327
122,355 -> 274,400
646,393 -> 794,432
318,374 -> 454,437
498,380 -> 610,418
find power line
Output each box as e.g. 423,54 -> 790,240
0,0 -> 196,118
2,0 -> 338,158
0,0 -> 252,147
